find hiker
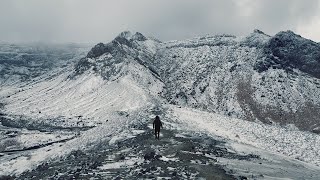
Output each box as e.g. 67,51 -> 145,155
153,115 -> 163,139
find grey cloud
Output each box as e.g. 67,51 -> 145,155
0,0 -> 319,43
249,0 -> 320,34
0,0 -> 65,42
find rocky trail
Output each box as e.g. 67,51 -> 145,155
13,118 -> 260,180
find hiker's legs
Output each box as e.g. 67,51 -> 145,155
155,127 -> 160,139
154,129 -> 157,139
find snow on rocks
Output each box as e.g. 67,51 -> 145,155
169,105 -> 320,167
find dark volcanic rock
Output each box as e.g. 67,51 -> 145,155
86,43 -> 110,58
144,151 -> 156,160
113,36 -> 133,48
132,32 -> 147,41
0,175 -> 15,180
256,31 -> 320,78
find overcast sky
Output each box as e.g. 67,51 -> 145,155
1,0 -> 320,43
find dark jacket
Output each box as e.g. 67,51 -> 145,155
153,118 -> 163,129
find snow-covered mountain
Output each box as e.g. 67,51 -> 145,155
74,30 -> 320,133
1,30 -> 320,179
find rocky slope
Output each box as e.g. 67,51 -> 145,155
75,30 -> 320,133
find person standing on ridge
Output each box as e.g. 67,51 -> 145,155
153,115 -> 163,140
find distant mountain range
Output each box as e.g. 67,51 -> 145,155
0,43 -> 89,85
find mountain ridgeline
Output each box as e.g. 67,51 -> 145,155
75,30 -> 320,133
0,43 -> 88,85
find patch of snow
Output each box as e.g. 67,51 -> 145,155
159,156 -> 179,162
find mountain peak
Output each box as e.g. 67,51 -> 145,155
253,29 -> 267,35
275,30 -> 301,38
240,29 -> 270,48
116,31 -> 147,41
255,29 -> 320,78
132,32 -> 148,41
86,42 -> 110,58
116,31 -> 133,40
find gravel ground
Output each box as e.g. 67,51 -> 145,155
13,121 -> 258,179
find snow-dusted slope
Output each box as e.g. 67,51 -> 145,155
5,30 -> 319,133
1,30 -> 320,178
169,105 -> 320,166
4,30 -> 320,132
0,36 -> 165,175
4,73 -> 152,122
2,32 -> 164,122
161,105 -> 320,179
153,30 -> 320,133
